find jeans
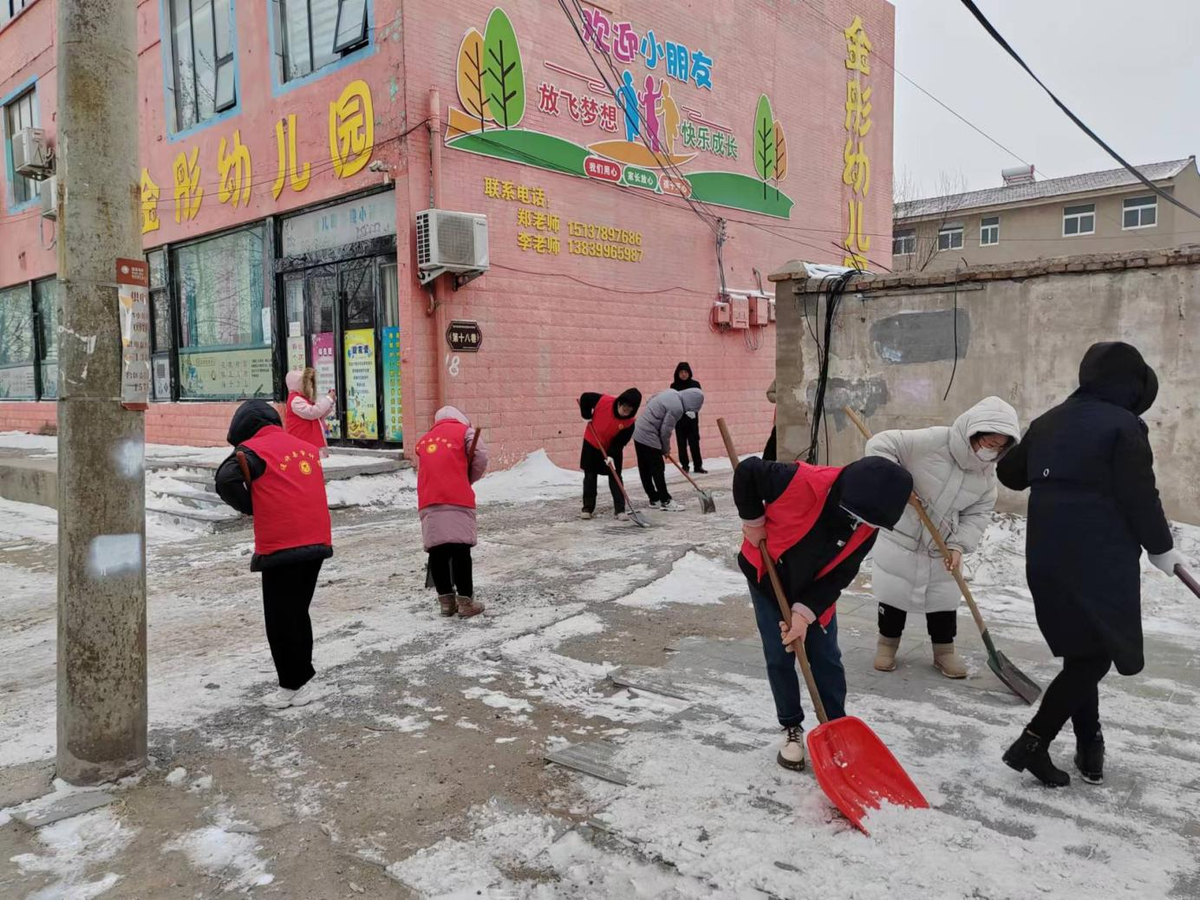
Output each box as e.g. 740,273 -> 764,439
261,558 -> 323,690
635,440 -> 671,504
429,543 -> 473,597
1028,654 -> 1112,744
749,580 -> 847,727
877,603 -> 957,643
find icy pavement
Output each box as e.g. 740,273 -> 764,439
1,452 -> 1199,898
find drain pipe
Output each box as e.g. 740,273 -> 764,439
427,88 -> 448,418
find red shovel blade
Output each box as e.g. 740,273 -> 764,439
807,716 -> 928,834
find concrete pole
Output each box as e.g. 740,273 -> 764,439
55,0 -> 147,784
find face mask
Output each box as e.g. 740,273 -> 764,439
976,447 -> 1001,462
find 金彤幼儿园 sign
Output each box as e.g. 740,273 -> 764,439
445,7 -> 794,219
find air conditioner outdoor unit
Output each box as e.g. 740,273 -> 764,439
13,128 -> 53,180
416,209 -> 489,287
40,175 -> 56,220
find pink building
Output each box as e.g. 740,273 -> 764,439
0,0 -> 894,466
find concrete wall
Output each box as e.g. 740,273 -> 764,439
894,161 -> 1200,274
771,246 -> 1200,524
1,0 -> 895,464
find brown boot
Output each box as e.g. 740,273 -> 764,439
874,636 -> 901,672
456,595 -> 485,618
438,594 -> 457,617
933,642 -> 968,678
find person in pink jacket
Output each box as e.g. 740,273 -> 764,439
284,368 -> 335,457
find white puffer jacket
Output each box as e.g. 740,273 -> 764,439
866,397 -> 1021,615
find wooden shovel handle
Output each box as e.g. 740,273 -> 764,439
235,450 -> 252,487
841,406 -> 991,637
664,452 -> 702,491
1176,564 -> 1200,600
467,426 -> 482,468
717,417 -> 829,725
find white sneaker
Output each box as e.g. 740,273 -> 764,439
263,687 -> 297,709
289,682 -> 329,707
661,500 -> 687,512
615,512 -> 628,521
777,725 -> 806,771
579,510 -> 594,520
646,501 -> 662,510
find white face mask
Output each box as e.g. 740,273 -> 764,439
975,447 -> 1001,462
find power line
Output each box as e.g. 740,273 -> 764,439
956,0 -> 1200,222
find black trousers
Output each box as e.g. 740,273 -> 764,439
763,425 -> 777,461
878,603 -> 957,643
429,542 -> 473,597
261,558 -> 324,690
1028,655 -> 1111,744
583,464 -> 625,514
675,417 -> 703,471
634,440 -> 671,504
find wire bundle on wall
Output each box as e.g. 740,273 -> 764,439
801,269 -> 856,465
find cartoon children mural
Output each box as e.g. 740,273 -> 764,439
641,75 -> 664,152
660,81 -> 680,156
618,71 -> 641,142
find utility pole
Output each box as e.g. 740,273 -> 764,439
55,0 -> 147,783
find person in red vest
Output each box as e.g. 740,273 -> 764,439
416,407 -> 489,618
284,368 -> 335,457
215,400 -> 334,710
735,454 -> 912,772
578,388 -> 642,520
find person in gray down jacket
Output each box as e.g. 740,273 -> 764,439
633,387 -> 704,511
866,396 -> 1021,678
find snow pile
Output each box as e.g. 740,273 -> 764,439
325,468 -> 417,509
615,551 -> 745,609
0,431 -> 57,453
162,825 -> 274,891
10,806 -> 134,900
474,450 -> 579,504
0,497 -> 58,543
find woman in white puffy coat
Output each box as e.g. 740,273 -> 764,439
866,397 -> 1021,677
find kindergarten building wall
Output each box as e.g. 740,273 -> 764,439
770,247 -> 1200,524
0,0 -> 896,467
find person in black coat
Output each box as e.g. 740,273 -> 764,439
997,342 -> 1184,787
670,362 -> 706,473
735,455 -> 912,771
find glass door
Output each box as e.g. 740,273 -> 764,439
282,265 -> 341,439
340,260 -> 377,441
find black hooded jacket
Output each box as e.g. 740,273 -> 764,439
997,341 -> 1171,674
579,388 -> 642,473
215,400 -> 335,571
735,456 -> 913,620
670,361 -> 701,392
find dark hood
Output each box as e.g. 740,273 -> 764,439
227,399 -> 282,446
613,388 -> 642,419
671,361 -> 700,391
836,457 -> 913,530
1076,341 -> 1158,415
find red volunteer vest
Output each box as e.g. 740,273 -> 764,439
585,395 -> 634,453
243,426 -> 332,557
284,391 -> 327,450
741,462 -> 874,626
416,418 -> 476,509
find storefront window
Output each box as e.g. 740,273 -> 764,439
33,278 -> 56,399
148,250 -> 173,400
0,283 -> 35,399
173,226 -> 273,399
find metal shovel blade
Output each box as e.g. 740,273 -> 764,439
697,490 -> 716,514
982,631 -> 1041,704
807,716 -> 930,835
626,507 -> 651,528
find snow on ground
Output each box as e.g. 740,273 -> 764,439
615,550 -> 745,609
9,805 -> 134,900
0,496 -> 58,543
161,824 -> 274,891
473,449 -> 580,504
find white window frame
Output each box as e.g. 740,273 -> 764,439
1121,195 -> 1157,231
979,215 -> 1000,247
1,0 -> 32,28
892,229 -> 916,256
165,0 -> 237,134
4,85 -> 39,206
277,0 -> 369,85
1063,203 -> 1096,237
937,224 -> 964,252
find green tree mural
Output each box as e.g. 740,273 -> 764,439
483,8 -> 525,130
753,94 -> 776,199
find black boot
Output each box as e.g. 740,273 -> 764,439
1003,729 -> 1070,787
1074,729 -> 1105,785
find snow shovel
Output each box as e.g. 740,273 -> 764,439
1176,564 -> 1200,599
842,406 -> 1042,705
425,427 -> 486,588
716,417 -> 929,835
664,453 -> 716,513
586,423 -> 650,528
